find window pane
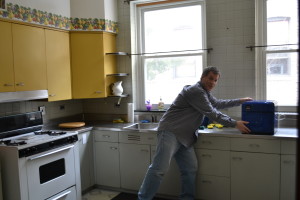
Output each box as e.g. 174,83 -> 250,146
266,52 -> 298,106
267,0 -> 298,50
145,56 -> 202,104
144,5 -> 202,53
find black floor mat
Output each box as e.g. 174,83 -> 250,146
111,192 -> 170,200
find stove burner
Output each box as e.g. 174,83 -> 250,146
0,140 -> 27,146
35,130 -> 67,136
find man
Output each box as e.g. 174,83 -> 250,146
138,66 -> 252,200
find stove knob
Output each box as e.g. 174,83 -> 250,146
49,141 -> 55,147
31,147 -> 38,153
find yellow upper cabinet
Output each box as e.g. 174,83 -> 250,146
70,32 -> 117,99
12,24 -> 47,91
45,29 -> 72,101
0,21 -> 15,92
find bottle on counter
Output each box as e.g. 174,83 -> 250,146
158,97 -> 165,111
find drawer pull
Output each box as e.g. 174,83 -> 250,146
95,91 -> 102,94
232,157 -> 243,161
283,160 -> 295,165
201,180 -> 212,184
249,144 -> 260,148
102,135 -> 110,138
49,94 -> 56,97
201,141 -> 212,145
141,149 -> 149,152
147,137 -> 154,140
201,154 -> 212,158
110,147 -> 118,150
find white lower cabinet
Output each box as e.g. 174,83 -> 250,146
91,129 -> 296,200
151,146 -> 181,197
280,139 -> 297,200
230,138 -> 281,200
95,141 -> 120,187
195,136 -> 230,200
119,143 -> 150,190
93,130 -> 120,188
78,131 -> 94,191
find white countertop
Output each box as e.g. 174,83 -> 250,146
198,127 -> 297,139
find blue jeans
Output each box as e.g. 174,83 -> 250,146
138,130 -> 198,200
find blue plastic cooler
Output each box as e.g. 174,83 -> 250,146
242,101 -> 277,135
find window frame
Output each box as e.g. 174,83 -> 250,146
131,0 -> 207,110
255,0 -> 298,112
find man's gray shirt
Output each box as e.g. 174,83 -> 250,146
157,81 -> 242,147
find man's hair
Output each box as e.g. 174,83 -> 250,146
201,66 -> 220,80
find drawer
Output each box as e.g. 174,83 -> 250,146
231,138 -> 280,154
281,139 -> 297,155
119,132 -> 157,145
195,136 -> 230,150
196,149 -> 230,177
93,130 -> 119,142
196,175 -> 230,200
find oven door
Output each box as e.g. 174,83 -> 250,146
26,144 -> 77,200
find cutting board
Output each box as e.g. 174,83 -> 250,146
58,122 -> 85,128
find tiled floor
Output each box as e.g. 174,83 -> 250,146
82,189 -> 120,200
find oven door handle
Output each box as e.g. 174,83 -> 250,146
27,144 -> 74,161
47,189 -> 71,200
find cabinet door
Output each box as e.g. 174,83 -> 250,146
70,32 -> 106,98
119,143 -> 150,190
196,175 -> 230,200
151,146 -> 181,197
12,24 -> 47,91
94,141 -> 120,188
231,152 -> 280,200
78,131 -> 94,191
196,149 -> 230,177
45,30 -> 72,101
280,155 -> 296,200
0,21 -> 14,92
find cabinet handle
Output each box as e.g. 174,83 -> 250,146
110,147 -> 118,150
49,94 -> 56,97
102,135 -> 110,138
201,154 -> 212,158
95,91 -> 102,94
201,180 -> 212,184
16,82 -> 25,86
232,157 -> 243,161
283,160 -> 295,165
3,83 -> 13,86
249,144 -> 260,148
201,141 -> 212,145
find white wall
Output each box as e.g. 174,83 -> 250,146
70,0 -> 117,21
7,0 -> 71,17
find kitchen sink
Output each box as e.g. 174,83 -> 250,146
123,123 -> 158,132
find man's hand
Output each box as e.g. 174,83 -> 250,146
240,97 -> 253,103
236,121 -> 251,134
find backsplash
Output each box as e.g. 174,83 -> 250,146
0,99 -> 83,122
0,3 -> 118,32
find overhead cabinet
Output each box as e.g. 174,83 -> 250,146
12,24 -> 47,91
0,21 -> 14,92
45,29 -> 72,101
70,32 -> 117,99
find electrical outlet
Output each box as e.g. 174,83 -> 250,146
38,106 -> 46,115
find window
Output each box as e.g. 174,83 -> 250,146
131,0 -> 206,110
255,0 -> 299,110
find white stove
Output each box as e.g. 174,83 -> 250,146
0,112 -> 81,200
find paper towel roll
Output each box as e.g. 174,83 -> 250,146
127,103 -> 134,123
